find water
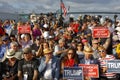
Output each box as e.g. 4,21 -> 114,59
0,12 -> 120,22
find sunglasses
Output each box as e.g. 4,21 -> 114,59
68,53 -> 73,55
99,50 -> 105,53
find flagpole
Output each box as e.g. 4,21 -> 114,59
60,0 -> 62,16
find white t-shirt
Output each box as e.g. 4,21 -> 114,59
44,59 -> 52,79
43,31 -> 49,39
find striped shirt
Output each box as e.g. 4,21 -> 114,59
98,55 -> 116,78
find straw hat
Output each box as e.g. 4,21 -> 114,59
6,49 -> 18,59
83,47 -> 93,54
43,48 -> 52,55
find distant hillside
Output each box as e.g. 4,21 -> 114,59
0,12 -> 29,22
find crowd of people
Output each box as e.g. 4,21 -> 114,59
0,13 -> 120,80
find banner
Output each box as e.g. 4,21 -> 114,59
107,60 -> 120,73
92,27 -> 109,38
79,64 -> 99,78
63,67 -> 83,80
18,25 -> 31,34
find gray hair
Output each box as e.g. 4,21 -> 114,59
10,41 -> 18,47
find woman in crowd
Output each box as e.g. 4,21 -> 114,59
36,42 -> 50,57
76,43 -> 84,59
32,23 -> 42,41
98,46 -> 118,80
18,33 -> 33,48
60,48 -> 79,79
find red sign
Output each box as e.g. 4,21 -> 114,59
92,27 -> 110,38
18,25 -> 31,34
79,64 -> 99,78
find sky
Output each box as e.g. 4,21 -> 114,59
0,0 -> 120,14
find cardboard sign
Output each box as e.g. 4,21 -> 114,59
92,27 -> 109,38
79,64 -> 99,78
107,60 -> 120,73
63,67 -> 83,80
18,25 -> 31,34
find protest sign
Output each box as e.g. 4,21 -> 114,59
63,67 -> 83,80
107,60 -> 120,73
18,25 -> 31,34
92,27 -> 109,38
79,64 -> 99,78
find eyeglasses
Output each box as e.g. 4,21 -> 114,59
99,50 -> 105,53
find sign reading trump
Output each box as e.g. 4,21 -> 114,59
107,60 -> 120,73
63,67 -> 83,80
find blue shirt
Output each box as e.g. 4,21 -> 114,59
0,43 -> 10,59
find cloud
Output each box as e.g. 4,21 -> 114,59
0,0 -> 119,13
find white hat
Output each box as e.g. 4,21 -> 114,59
115,27 -> 120,32
43,31 -> 49,39
112,35 -> 119,41
6,49 -> 18,59
43,24 -> 48,28
21,34 -> 25,39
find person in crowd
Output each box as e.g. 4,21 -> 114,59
48,38 -> 55,51
30,36 -> 41,54
60,48 -> 79,79
82,39 -> 91,50
9,35 -> 18,42
0,25 -> 5,36
112,31 -> 120,58
0,62 -> 3,80
10,24 -> 17,36
70,40 -> 77,49
79,47 -> 100,80
18,47 -> 38,80
80,22 -> 92,45
18,33 -> 33,48
36,41 -> 50,57
91,39 -> 100,59
2,20 -> 12,36
2,41 -> 23,62
98,46 -> 118,80
38,48 -> 60,80
2,49 -> 19,80
32,23 -> 42,40
76,43 -> 84,59
53,38 -> 68,58
0,36 -> 10,61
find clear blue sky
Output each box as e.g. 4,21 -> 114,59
0,0 -> 119,13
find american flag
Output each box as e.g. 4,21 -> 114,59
61,2 -> 67,16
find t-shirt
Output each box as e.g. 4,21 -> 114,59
44,59 -> 52,79
18,58 -> 38,80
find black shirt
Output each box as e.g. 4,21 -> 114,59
18,58 -> 38,80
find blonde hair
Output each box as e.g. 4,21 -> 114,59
98,46 -> 106,51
